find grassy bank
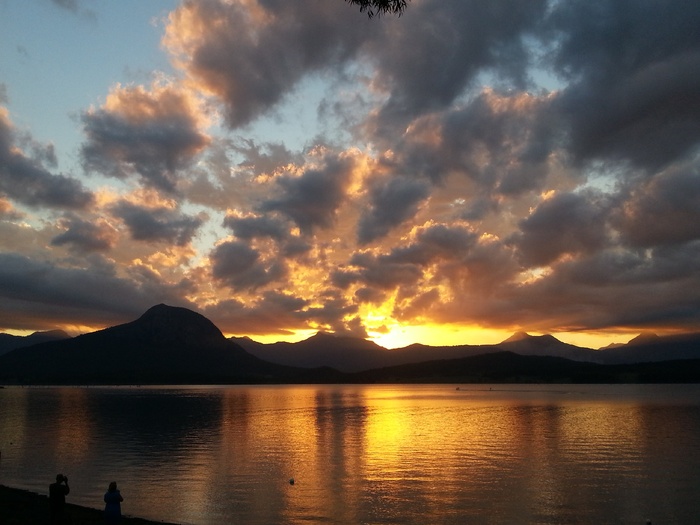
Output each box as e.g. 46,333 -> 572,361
0,485 -> 180,525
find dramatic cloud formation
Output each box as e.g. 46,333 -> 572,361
81,82 -> 210,193
1,0 -> 699,347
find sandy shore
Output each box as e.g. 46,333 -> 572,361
0,484 -> 181,525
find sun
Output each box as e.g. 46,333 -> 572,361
369,323 -> 514,349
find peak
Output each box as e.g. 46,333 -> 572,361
503,331 -> 531,343
312,331 -> 335,339
628,333 -> 661,345
131,304 -> 226,346
502,332 -> 561,346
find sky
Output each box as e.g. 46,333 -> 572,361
1,0 -> 699,350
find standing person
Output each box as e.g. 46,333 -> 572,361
49,473 -> 70,524
103,481 -> 124,525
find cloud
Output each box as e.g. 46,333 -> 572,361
5,0 -> 700,340
51,214 -> 117,253
223,213 -> 289,241
546,0 -> 700,171
357,175 -> 431,244
110,201 -> 205,246
0,252 -> 194,330
511,191 -> 610,267
163,0 -> 371,129
0,107 -> 94,209
258,152 -> 356,234
613,162 -> 700,248
81,82 -> 209,193
211,240 -> 287,291
365,0 -> 548,133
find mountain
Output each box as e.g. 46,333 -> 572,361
1,306 -> 699,385
238,330 -> 700,371
0,304 -> 340,385
233,333 -> 503,373
590,332 -> 700,364
0,329 -> 71,357
496,333 -> 608,363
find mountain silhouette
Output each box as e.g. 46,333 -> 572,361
0,329 -> 70,357
238,330 -> 700,371
1,306 -> 699,385
0,304 -> 338,384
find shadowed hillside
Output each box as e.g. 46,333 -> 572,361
0,304 -> 340,384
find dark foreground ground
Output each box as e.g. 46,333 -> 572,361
0,485 -> 180,525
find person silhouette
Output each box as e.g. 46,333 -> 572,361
49,473 -> 70,524
103,481 -> 124,524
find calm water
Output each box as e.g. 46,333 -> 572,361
1,384 -> 700,524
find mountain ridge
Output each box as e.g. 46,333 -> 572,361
1,305 -> 699,384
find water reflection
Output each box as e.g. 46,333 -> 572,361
1,385 -> 700,524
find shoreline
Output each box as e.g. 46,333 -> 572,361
0,484 -> 181,525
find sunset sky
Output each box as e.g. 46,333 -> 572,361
1,0 -> 699,349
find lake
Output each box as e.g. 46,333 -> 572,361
1,384 -> 700,524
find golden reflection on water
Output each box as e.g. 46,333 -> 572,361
55,388 -> 93,466
3,385 -> 700,525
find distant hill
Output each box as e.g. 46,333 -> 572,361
0,304 -> 339,385
0,330 -> 71,357
237,331 -> 700,371
350,351 -> 700,384
591,332 -> 700,365
231,332 -> 504,373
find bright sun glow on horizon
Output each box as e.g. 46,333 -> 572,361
228,324 -> 644,350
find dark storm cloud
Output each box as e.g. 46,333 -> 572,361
110,201 -> 204,246
259,154 -> 355,234
211,240 -> 287,291
511,192 -> 610,268
546,0 -> 700,171
0,252 -> 193,330
357,175 -> 430,244
51,214 -> 115,253
80,85 -> 209,193
0,109 -> 94,209
165,0 -> 371,129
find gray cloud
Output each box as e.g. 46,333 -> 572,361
358,175 -> 430,244
546,0 -> 700,171
211,240 -> 287,291
111,201 -> 205,246
612,162 -> 700,249
223,214 -> 289,241
165,0 -> 370,129
259,154 -> 355,234
367,0 -> 548,132
80,85 -> 209,193
387,89 -> 557,211
0,109 -> 94,209
0,252 -> 193,331
511,191 -> 610,268
51,214 -> 116,253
